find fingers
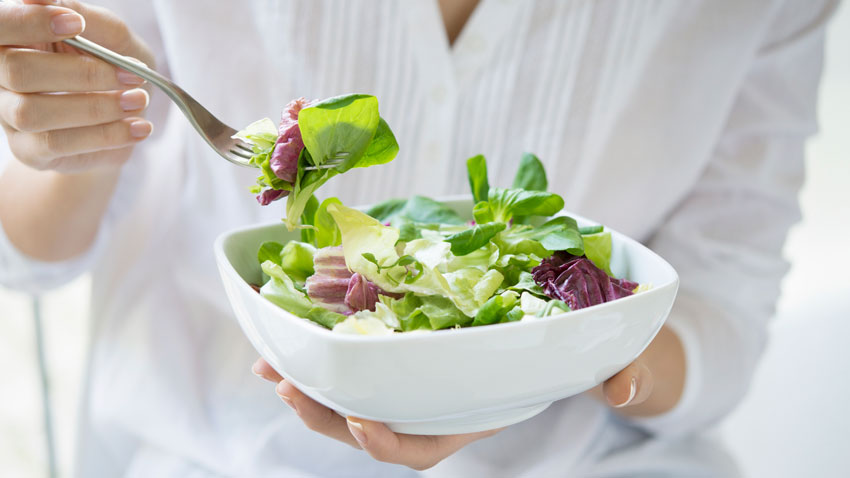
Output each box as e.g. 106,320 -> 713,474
5,116 -> 152,168
603,359 -> 654,408
0,2 -> 85,45
0,47 -> 145,94
0,88 -> 148,133
19,0 -> 142,58
274,379 -> 362,449
346,418 -> 501,471
251,357 -> 283,382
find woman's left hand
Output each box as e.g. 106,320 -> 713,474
251,358 -> 501,471
251,325 -> 684,470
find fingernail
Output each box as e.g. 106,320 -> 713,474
250,361 -> 263,377
279,395 -> 296,413
50,13 -> 84,36
117,70 -> 145,86
613,377 -> 637,408
120,89 -> 148,112
129,120 -> 152,139
347,418 -> 367,445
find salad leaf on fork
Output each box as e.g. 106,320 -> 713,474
235,94 -> 399,230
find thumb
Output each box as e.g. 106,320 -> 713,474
26,0 -> 146,59
603,359 -> 654,408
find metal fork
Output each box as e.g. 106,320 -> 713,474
62,36 -> 255,166
65,36 -> 348,171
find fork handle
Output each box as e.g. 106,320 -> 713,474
65,36 -> 220,143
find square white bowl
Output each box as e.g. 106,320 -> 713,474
214,197 -> 678,435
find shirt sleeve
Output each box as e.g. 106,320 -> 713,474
0,2 -> 172,294
630,0 -> 838,436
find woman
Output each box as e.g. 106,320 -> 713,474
0,0 -> 836,476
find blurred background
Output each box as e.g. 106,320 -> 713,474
1,4 -> 848,478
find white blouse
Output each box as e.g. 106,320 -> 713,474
0,0 -> 836,476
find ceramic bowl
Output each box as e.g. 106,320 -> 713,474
214,198 -> 678,435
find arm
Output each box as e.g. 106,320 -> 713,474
0,0 -> 155,263
610,0 -> 838,434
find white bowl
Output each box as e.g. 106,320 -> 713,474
214,197 -> 678,435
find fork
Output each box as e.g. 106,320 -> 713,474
61,35 -> 347,171
61,36 -> 257,167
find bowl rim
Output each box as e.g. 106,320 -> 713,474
213,195 -> 679,344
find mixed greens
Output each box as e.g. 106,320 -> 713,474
236,96 -> 642,335
235,94 -> 398,230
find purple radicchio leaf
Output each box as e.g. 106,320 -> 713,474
344,273 -> 381,312
269,97 -> 313,183
256,188 -> 289,206
305,246 -> 354,315
531,251 -> 639,310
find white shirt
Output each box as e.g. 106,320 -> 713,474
0,0 -> 835,476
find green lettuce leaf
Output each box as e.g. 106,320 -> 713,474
444,222 -> 506,256
472,291 -> 520,326
260,261 -> 313,317
314,197 -> 343,248
279,241 -> 316,284
466,154 -> 490,204
582,230 -> 613,276
488,187 -> 564,223
512,153 -> 548,191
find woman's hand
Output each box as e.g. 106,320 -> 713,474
589,325 -> 686,416
0,0 -> 156,261
251,325 -> 685,470
251,358 -> 501,471
0,0 -> 155,173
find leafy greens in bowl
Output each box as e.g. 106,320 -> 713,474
218,95 -> 678,434
249,152 -> 645,335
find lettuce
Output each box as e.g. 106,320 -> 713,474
444,222 -> 506,256
236,94 -> 399,231
511,153 -> 547,192
260,261 -> 313,317
582,230 -> 613,276
328,203 -> 502,317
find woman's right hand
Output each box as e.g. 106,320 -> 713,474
0,0 -> 155,173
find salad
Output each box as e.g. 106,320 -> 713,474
235,95 -> 643,335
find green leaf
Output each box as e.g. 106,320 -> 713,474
257,241 -> 284,267
508,271 -> 547,297
306,307 -> 348,329
419,295 -> 472,330
395,196 -> 465,226
300,194 -> 320,244
279,241 -> 316,284
512,153 -> 548,191
233,118 -> 279,150
488,187 -> 564,223
579,225 -> 604,235
472,291 -> 519,326
315,197 -> 343,248
260,261 -> 313,317
536,299 -> 570,317
365,198 -> 408,222
535,216 -> 584,255
444,222 -> 507,256
472,201 -> 494,224
503,306 -> 525,323
356,117 -> 399,169
582,231 -> 613,276
466,154 -> 490,204
285,167 -> 338,230
298,94 -> 380,171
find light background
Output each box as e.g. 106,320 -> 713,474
1,4 -> 848,477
